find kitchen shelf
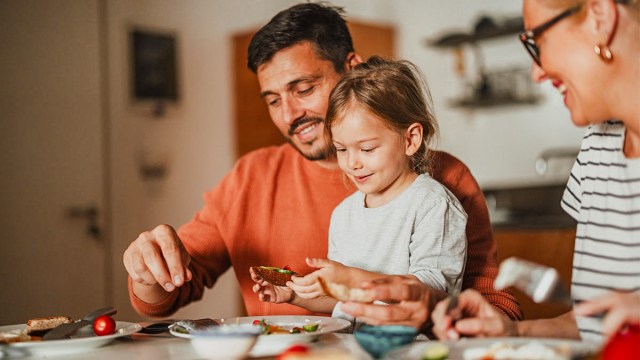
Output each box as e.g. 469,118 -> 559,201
426,16 -> 524,48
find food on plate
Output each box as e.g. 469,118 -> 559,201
93,315 -> 116,336
169,318 -> 219,334
252,265 -> 300,287
463,341 -> 572,360
0,315 -> 73,343
253,319 -> 320,335
422,343 -> 449,360
0,329 -> 32,344
25,316 -> 73,337
319,278 -> 376,303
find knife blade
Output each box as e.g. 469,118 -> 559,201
42,307 -> 117,340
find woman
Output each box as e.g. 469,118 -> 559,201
430,0 -> 639,345
343,0 -> 639,346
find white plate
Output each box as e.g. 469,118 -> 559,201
170,315 -> 351,357
383,337 -> 600,360
0,321 -> 141,357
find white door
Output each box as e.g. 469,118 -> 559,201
0,0 -> 108,324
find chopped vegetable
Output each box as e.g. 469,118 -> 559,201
302,323 -> 319,332
423,343 -> 449,360
252,319 -> 320,335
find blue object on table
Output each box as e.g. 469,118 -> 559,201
354,325 -> 417,358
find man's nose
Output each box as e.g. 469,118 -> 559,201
281,96 -> 305,126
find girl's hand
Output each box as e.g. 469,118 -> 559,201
250,266 -> 294,303
288,258 -> 351,299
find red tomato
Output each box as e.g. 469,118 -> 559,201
602,325 -> 640,360
93,315 -> 116,336
283,265 -> 292,271
252,319 -> 262,326
277,344 -> 309,360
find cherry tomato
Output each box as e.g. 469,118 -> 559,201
252,319 -> 262,326
277,344 -> 309,360
93,315 -> 116,336
283,265 -> 292,271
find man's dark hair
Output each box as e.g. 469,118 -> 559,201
247,2 -> 354,74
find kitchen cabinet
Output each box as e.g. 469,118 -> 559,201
494,228 -> 576,320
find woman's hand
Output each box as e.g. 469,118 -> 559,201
288,258 -> 351,299
431,289 -> 517,340
574,291 -> 640,340
340,276 -> 432,329
250,266 -> 294,303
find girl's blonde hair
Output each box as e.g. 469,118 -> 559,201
325,56 -> 438,175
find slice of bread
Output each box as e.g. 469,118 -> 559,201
25,316 -> 72,336
319,278 -> 376,303
252,266 -> 298,287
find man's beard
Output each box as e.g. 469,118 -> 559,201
286,116 -> 334,161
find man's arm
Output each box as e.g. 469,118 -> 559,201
430,151 -> 523,320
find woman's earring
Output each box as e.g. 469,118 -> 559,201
594,44 -> 613,62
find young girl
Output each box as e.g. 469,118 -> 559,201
251,56 -> 468,315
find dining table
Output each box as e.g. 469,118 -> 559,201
8,331 -> 375,360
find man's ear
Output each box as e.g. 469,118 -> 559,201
344,52 -> 363,71
587,0 -> 619,45
405,123 -> 423,156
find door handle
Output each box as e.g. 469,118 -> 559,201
66,205 -> 101,240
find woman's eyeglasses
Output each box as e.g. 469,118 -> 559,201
519,5 -> 582,66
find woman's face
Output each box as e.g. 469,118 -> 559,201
523,0 -> 611,127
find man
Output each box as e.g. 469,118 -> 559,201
123,2 -> 522,324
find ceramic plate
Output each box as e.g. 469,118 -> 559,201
170,315 -> 351,357
0,321 -> 141,357
383,337 -> 600,360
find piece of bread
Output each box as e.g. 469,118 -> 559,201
319,278 -> 376,303
25,316 -> 72,336
252,266 -> 299,287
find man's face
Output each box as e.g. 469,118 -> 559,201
256,42 -> 343,161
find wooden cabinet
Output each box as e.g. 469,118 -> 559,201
494,228 -> 576,320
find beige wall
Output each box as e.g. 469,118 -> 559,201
2,0 -> 584,322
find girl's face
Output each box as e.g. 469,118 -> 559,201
331,103 -> 419,208
523,0 -> 611,127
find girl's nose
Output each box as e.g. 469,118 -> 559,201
347,152 -> 362,170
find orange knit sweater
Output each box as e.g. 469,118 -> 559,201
129,144 -> 522,320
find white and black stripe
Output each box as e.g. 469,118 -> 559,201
561,120 -> 640,344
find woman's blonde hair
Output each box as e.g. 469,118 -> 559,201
540,0 -> 638,14
325,56 -> 438,175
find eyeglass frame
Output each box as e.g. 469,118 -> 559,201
519,5 -> 582,66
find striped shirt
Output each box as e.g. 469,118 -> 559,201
561,120 -> 640,344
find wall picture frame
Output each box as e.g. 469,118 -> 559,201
130,29 -> 179,102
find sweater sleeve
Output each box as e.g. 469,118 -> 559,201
430,151 -> 523,320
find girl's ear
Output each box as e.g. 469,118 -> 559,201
405,123 -> 423,156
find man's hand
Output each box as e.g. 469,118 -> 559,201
250,266 -> 294,303
431,289 -> 517,340
123,224 -> 192,296
340,276 -> 432,329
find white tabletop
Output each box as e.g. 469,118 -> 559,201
12,332 -> 374,360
